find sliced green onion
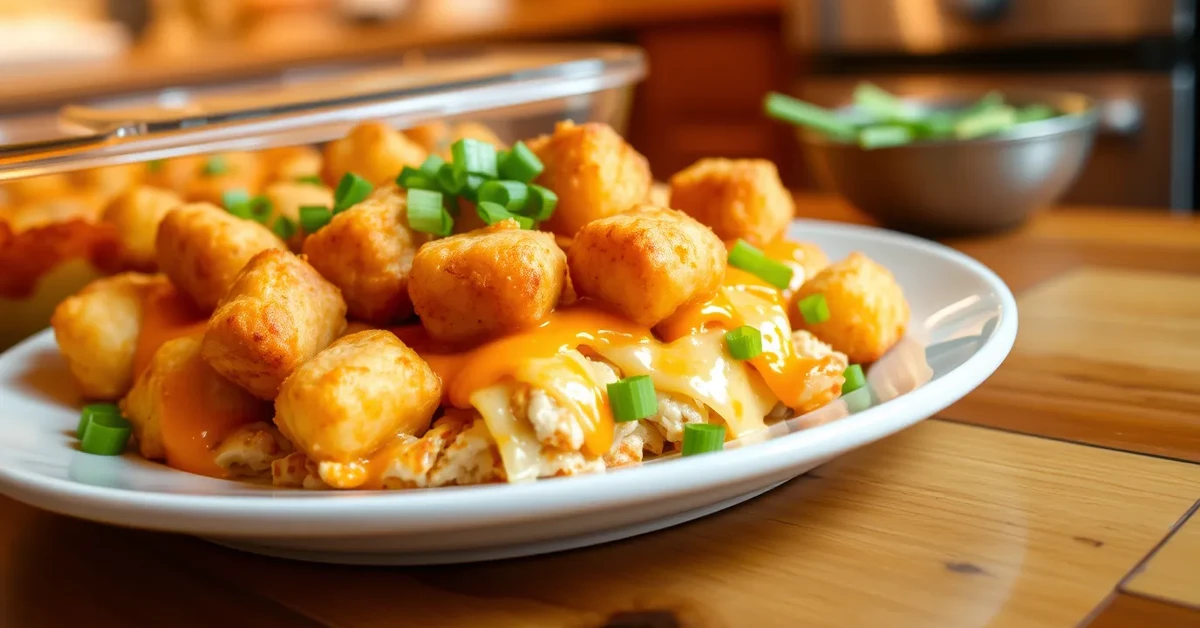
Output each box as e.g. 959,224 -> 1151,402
1015,103 -> 1058,123
858,125 -> 914,150
841,364 -> 866,395
247,196 -> 273,224
407,189 -> 454,237
272,215 -> 296,240
419,154 -> 446,176
477,180 -> 529,212
437,163 -> 466,195
523,184 -> 558,221
498,141 -> 544,182
78,403 -> 119,439
797,293 -> 831,324
201,155 -> 229,176
853,83 -> 917,122
295,174 -> 323,185
80,412 -> 131,456
223,188 -> 250,213
451,138 -> 498,177
607,375 -> 658,422
299,205 -> 332,233
476,201 -> 534,229
396,166 -> 441,191
147,159 -> 165,173
681,424 -> 726,456
763,92 -> 856,140
954,105 -> 1017,140
333,172 -> 373,213
728,240 -> 793,290
460,174 -> 489,202
724,326 -> 763,360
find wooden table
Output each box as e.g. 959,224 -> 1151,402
2,196 -> 1199,627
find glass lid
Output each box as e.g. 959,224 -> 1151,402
0,44 -> 645,181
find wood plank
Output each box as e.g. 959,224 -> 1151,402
1123,502 -> 1200,608
941,267 -> 1200,461
1085,592 -> 1200,628
104,421 -> 1200,628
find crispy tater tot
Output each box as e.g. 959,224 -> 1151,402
275,330 -> 441,469
404,121 -> 449,154
322,121 -> 427,186
155,202 -> 286,312
527,121 -> 652,236
122,335 -> 270,460
74,164 -> 145,202
202,249 -> 347,400
261,145 -> 323,183
669,158 -> 794,245
51,272 -> 162,400
144,155 -> 204,195
183,152 -> 265,205
302,185 -> 427,324
790,252 -> 910,364
262,181 -> 334,250
2,174 -> 72,206
5,193 -> 106,233
568,205 -> 726,327
101,185 -> 183,270
409,219 -> 567,345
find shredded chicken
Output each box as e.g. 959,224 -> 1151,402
643,392 -> 710,443
213,422 -> 292,479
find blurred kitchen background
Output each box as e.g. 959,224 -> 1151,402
0,0 -> 1194,210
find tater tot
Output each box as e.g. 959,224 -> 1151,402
404,121 -> 449,154
155,202 -> 286,312
2,174 -> 72,206
122,335 -> 270,460
144,155 -> 204,195
261,145 -> 323,183
101,185 -> 183,270
789,252 -> 910,364
669,158 -> 794,245
302,185 -> 426,324
322,121 -> 427,186
74,164 -> 145,202
5,193 -> 106,232
183,152 -> 265,205
51,273 -> 161,400
528,121 -> 652,236
202,249 -> 347,399
409,219 -> 566,345
262,181 -> 334,250
275,330 -> 441,466
568,205 -> 726,327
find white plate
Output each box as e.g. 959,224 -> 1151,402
0,220 -> 1017,565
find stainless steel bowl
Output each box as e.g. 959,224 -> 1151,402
797,90 -> 1099,236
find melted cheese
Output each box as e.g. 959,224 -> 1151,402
471,382 -> 543,482
134,282 -> 207,378
511,350 -> 614,456
591,331 -> 775,438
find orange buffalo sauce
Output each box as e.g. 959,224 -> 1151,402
658,267 -> 832,412
133,281 -> 207,378
395,306 -> 653,457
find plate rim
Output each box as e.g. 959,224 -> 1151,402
0,219 -> 1018,537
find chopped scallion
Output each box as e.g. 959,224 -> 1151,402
80,412 -> 132,456
681,424 -> 725,456
437,163 -> 466,195
333,172 -> 373,213
272,215 -> 297,240
476,201 -> 534,229
222,188 -> 250,214
420,154 -> 446,176
299,205 -> 332,233
841,364 -> 866,395
524,184 -> 558,221
396,166 -> 441,191
727,240 -> 793,290
201,155 -> 229,176
763,92 -> 856,140
858,125 -> 914,150
477,180 -> 529,212
147,159 -> 165,173
724,326 -> 763,360
78,403 -> 119,439
607,375 -> 658,422
461,174 -> 489,202
797,293 -> 831,324
407,189 -> 454,237
451,138 -> 499,178
498,141 -> 544,182
295,174 -> 323,185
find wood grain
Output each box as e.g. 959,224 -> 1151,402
4,421 -> 1193,628
1123,502 -> 1200,608
941,267 -> 1200,462
1085,592 -> 1200,628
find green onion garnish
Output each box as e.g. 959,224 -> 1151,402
419,154 -> 446,176
461,174 -> 489,202
299,205 -> 332,233
764,92 -> 856,140
437,163 -> 466,195
727,240 -> 793,290
607,375 -> 658,422
396,166 -> 441,191
78,403 -> 120,439
147,159 -> 165,173
407,189 -> 453,237
498,141 -> 544,182
223,188 -> 250,213
476,201 -> 534,230
272,215 -> 297,240
681,424 -> 726,456
333,172 -> 373,213
724,326 -> 763,360
954,106 -> 1017,140
296,174 -> 323,185
797,293 -> 831,324
841,364 -> 866,395
247,196 -> 273,224
451,138 -> 498,178
859,125 -> 914,150
80,412 -> 131,456
523,184 -> 558,221
477,180 -> 529,212
201,155 -> 229,176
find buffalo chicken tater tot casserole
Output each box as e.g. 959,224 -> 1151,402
54,119 -> 911,490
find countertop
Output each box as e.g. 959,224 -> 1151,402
2,196 -> 1199,627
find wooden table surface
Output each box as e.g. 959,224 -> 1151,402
3,195 -> 1200,627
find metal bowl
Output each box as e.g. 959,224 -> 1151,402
797,90 -> 1099,236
